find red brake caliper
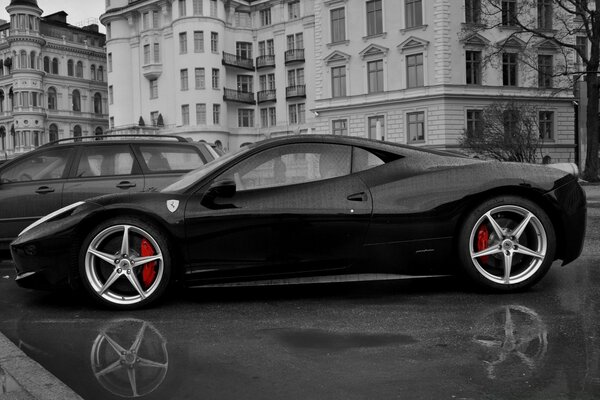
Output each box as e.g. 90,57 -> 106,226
477,224 -> 490,265
140,239 -> 157,289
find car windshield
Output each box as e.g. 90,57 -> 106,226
162,144 -> 254,192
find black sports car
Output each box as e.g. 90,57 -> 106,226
10,135 -> 587,309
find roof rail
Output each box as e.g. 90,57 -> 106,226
40,134 -> 188,147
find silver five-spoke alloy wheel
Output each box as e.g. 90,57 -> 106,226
469,205 -> 548,286
84,224 -> 165,306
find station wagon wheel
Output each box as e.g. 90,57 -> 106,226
458,196 -> 556,291
79,218 -> 172,309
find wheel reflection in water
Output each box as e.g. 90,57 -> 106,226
472,305 -> 547,381
91,319 -> 168,398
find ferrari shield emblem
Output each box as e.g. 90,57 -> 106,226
166,199 -> 179,213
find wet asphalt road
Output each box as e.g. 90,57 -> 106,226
0,206 -> 598,400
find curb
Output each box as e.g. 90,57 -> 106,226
0,332 -> 82,400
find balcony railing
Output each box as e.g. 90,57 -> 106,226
223,88 -> 256,104
256,55 -> 275,69
286,85 -> 306,99
285,49 -> 305,64
257,89 -> 276,103
222,52 -> 255,71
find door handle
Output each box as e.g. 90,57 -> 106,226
35,186 -> 55,194
347,192 -> 368,202
116,181 -> 136,189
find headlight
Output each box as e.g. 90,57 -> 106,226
19,201 -> 86,236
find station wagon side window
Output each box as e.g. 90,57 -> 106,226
76,145 -> 136,177
220,143 -> 352,191
138,144 -> 207,173
0,148 -> 70,183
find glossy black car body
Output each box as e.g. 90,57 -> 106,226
10,135 -> 586,309
0,135 -> 217,250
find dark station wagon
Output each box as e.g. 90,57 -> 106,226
0,135 -> 218,251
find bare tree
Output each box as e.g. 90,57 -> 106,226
464,0 -> 600,180
460,101 -> 543,163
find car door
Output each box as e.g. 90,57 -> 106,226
133,143 -> 211,192
62,144 -> 144,205
183,143 -> 373,283
0,147 -> 73,247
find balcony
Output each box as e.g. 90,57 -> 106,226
223,88 -> 256,104
257,89 -> 276,103
142,63 -> 163,80
256,55 -> 275,69
222,52 -> 255,71
286,85 -> 306,99
285,49 -> 305,64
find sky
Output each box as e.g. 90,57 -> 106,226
1,0 -> 106,32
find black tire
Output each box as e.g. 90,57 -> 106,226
457,196 -> 556,291
78,217 -> 172,310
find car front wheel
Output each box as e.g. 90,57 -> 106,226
458,196 -> 556,291
79,217 -> 172,309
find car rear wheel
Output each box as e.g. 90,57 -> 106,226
79,217 -> 172,309
458,196 -> 556,291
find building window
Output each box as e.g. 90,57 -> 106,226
180,69 -> 189,91
260,8 -> 272,26
288,68 -> 305,87
43,56 -> 50,73
330,7 -> 346,43
405,0 -> 423,28
108,53 -> 112,72
144,44 -> 151,64
331,66 -> 346,97
235,11 -> 251,28
576,36 -> 588,65
52,58 -> 59,74
91,65 -> 96,80
236,42 -> 253,59
73,125 -> 82,141
289,1 -> 300,20
67,59 -> 74,76
194,31 -> 204,53
109,117 -> 114,129
179,0 -> 187,17
368,115 -> 385,140
538,54 -> 553,88
287,33 -> 304,50
109,86 -> 113,104
107,23 -> 111,40
94,93 -> 102,114
269,107 -> 276,126
72,90 -> 81,112
210,0 -> 217,17
465,0 -> 481,24
76,61 -> 83,78
288,103 -> 305,125
211,32 -> 218,53
195,68 -> 205,89
150,79 -> 158,99
466,51 -> 481,85
466,109 -> 482,137
193,0 -> 203,15
154,43 -> 160,62
237,75 -> 253,92
212,68 -> 220,89
539,111 -> 554,139
196,103 -> 206,125
332,119 -> 347,136
153,10 -> 160,27
98,66 -> 104,82
407,111 -> 425,142
238,109 -> 254,127
143,12 -> 150,30
151,111 -> 159,126
406,53 -> 424,88
179,32 -> 187,54
47,87 -> 57,110
261,108 -> 269,127
213,104 -> 220,124
181,104 -> 189,125
366,0 -> 383,36
502,0 -> 517,26
367,59 -> 384,93
502,53 -> 518,86
538,0 -> 552,30
503,110 -> 518,139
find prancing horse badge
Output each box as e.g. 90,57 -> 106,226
167,199 -> 179,213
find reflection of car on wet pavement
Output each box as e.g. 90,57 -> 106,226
10,135 -> 587,309
0,135 -> 219,251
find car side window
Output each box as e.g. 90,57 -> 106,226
76,145 -> 135,177
0,148 -> 69,183
352,147 -> 385,173
138,145 -> 206,173
220,143 -> 352,191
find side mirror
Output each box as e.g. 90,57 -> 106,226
208,179 -> 236,198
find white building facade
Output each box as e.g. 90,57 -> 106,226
102,0 -> 576,161
0,0 -> 109,160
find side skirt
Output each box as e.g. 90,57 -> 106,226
186,273 -> 452,288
